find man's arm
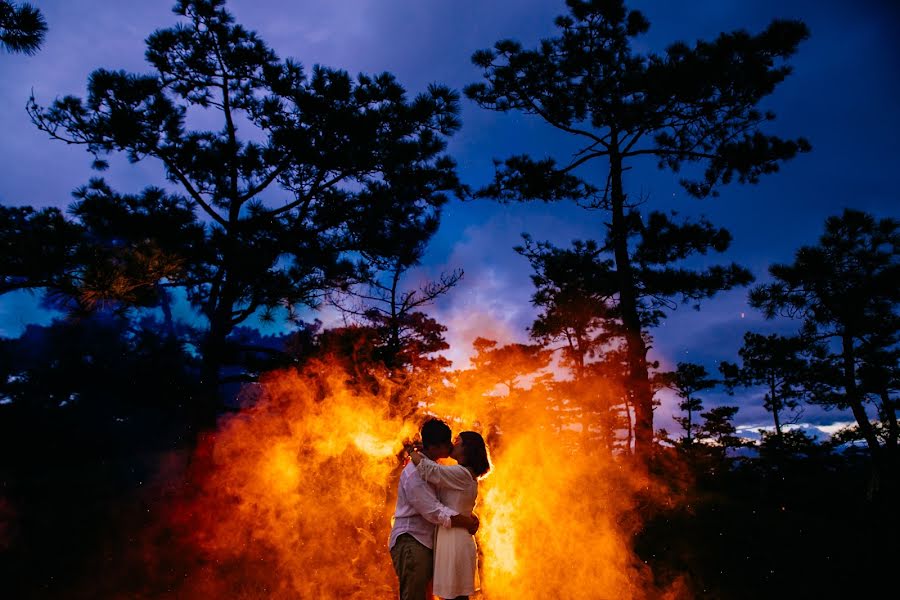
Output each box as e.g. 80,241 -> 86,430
450,513 -> 480,535
405,471 -> 478,533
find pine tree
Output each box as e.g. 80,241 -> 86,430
697,405 -> 742,464
750,209 -> 899,467
720,332 -> 809,442
0,205 -> 82,296
465,0 -> 809,461
26,0 -> 462,419
456,337 -> 553,447
518,236 -> 629,452
0,1 -> 46,55
660,362 -> 717,447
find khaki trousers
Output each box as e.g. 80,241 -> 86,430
390,533 -> 433,600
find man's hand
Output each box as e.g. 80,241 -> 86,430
466,513 -> 480,535
408,448 -> 424,466
450,512 -> 480,535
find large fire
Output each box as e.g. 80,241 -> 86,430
160,356 -> 678,598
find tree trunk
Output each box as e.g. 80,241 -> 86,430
841,334 -> 881,457
199,323 -> 227,426
685,402 -> 694,446
600,391 -> 615,456
770,377 -> 783,439
198,280 -> 238,428
581,400 -> 593,451
608,149 -> 653,461
386,263 -> 403,372
876,389 -> 900,513
880,388 -> 898,453
572,340 -> 594,450
158,285 -> 177,340
197,209 -> 242,427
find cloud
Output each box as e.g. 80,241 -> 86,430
0,291 -> 57,338
427,213 -> 538,367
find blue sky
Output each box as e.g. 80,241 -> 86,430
1,0 -> 897,434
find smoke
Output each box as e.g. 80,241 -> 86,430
87,356 -> 687,598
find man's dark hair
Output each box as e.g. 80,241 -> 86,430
459,431 -> 491,478
421,418 -> 452,449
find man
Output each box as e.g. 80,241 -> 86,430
389,418 -> 479,600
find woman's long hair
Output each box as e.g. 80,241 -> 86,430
459,431 -> 491,478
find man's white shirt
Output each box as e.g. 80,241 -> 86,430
389,460 -> 457,550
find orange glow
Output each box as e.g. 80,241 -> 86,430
166,355 -> 680,598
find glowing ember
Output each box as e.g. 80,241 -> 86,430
163,357 -> 673,598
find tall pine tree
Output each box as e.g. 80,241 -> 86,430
750,209 -> 899,467
26,0 -> 462,420
465,0 -> 809,461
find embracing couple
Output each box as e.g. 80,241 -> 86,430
389,418 -> 491,600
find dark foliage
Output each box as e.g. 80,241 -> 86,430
720,332 -> 810,440
750,209 -> 900,462
0,314 -> 199,598
467,0 -> 807,460
639,449 -> 893,599
23,0 -> 463,418
0,1 -> 45,55
658,362 -> 718,446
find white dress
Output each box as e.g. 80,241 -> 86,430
416,457 -> 479,599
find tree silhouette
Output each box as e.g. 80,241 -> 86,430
466,0 -> 809,460
0,180 -> 204,338
330,197 -> 463,374
660,362 -> 717,446
750,209 -> 899,468
518,236 -> 631,452
857,330 -> 900,454
720,332 -> 809,443
454,337 -> 553,446
697,405 -> 742,463
328,265 -> 460,416
68,180 -> 202,316
0,1 -> 46,55
519,236 -> 619,376
325,176 -> 464,413
468,337 -> 553,397
0,205 -> 82,296
27,0 -> 462,419
0,314 -> 195,412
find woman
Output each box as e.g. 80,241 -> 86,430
410,431 -> 491,600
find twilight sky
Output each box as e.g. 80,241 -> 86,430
1,0 -> 898,435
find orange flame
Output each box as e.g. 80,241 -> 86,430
164,356 -> 678,598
